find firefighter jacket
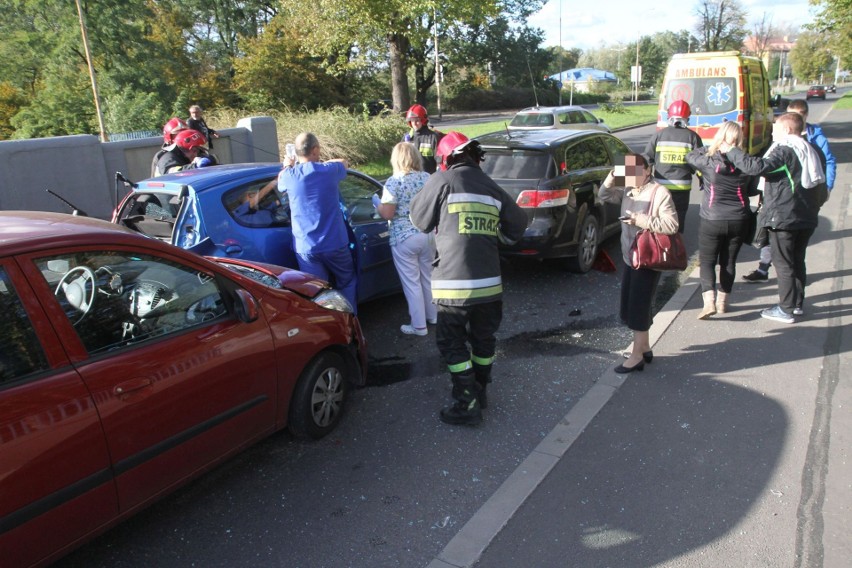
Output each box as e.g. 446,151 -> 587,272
643,125 -> 703,191
406,125 -> 443,174
409,162 -> 528,306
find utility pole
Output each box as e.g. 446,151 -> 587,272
75,0 -> 108,142
558,0 -> 563,105
433,7 -> 442,120
634,33 -> 640,102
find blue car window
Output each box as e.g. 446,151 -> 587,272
223,178 -> 291,228
0,267 -> 50,385
117,192 -> 179,240
339,173 -> 382,225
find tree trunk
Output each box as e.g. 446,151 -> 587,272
414,62 -> 435,106
388,33 -> 411,113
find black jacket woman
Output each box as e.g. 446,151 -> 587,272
686,121 -> 756,319
600,153 -> 679,373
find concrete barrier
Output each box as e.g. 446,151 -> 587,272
0,116 -> 279,220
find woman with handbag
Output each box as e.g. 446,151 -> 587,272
601,154 -> 679,373
686,122 -> 757,319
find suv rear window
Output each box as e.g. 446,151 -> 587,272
509,113 -> 555,128
480,150 -> 554,179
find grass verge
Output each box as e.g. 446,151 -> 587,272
834,91 -> 852,109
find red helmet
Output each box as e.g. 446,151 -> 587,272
436,131 -> 480,171
163,117 -> 188,144
174,129 -> 207,151
406,104 -> 428,125
667,100 -> 691,119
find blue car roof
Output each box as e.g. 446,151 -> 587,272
135,163 -> 283,194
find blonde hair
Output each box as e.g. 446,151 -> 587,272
391,142 -> 423,175
708,121 -> 743,155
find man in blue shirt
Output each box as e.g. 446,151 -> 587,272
279,132 -> 357,311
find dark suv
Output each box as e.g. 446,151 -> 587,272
475,129 -> 631,272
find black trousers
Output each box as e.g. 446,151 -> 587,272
620,263 -> 661,332
769,228 -> 814,312
698,218 -> 749,293
436,302 -> 503,372
669,190 -> 691,234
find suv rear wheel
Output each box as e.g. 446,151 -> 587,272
567,214 -> 599,273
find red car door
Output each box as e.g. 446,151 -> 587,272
21,247 -> 278,512
0,260 -> 117,568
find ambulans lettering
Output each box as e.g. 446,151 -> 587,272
674,66 -> 728,78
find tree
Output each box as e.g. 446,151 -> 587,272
694,0 -> 748,51
0,83 -> 26,140
746,12 -> 776,59
232,15 -> 346,110
289,0 -> 501,112
547,46 -> 582,75
789,31 -> 834,82
808,0 -> 852,75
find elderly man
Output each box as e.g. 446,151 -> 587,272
278,132 -> 357,311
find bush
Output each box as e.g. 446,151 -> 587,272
208,106 -> 407,168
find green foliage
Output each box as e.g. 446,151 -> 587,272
104,86 -> 167,134
10,66 -> 98,138
232,15 -> 345,111
0,82 -> 26,140
207,106 -> 407,168
789,32 -> 834,82
599,101 -> 628,114
809,0 -> 852,75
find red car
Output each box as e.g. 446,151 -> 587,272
806,85 -> 826,100
0,212 -> 367,567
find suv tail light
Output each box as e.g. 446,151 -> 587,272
516,188 -> 569,208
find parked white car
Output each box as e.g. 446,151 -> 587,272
507,106 -> 611,133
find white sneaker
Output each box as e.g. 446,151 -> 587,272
401,324 -> 428,336
426,318 -> 438,325
792,307 -> 804,316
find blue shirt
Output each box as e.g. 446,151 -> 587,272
279,161 -> 348,254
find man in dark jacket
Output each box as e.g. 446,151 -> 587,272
724,112 -> 825,323
188,105 -> 219,149
409,132 -> 528,425
154,129 -> 215,177
643,100 -> 703,233
404,104 -> 443,174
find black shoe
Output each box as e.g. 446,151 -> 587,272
439,401 -> 483,425
742,269 -> 768,282
477,385 -> 488,410
622,350 -> 653,363
614,361 -> 645,374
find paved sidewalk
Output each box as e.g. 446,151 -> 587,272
428,108 -> 851,567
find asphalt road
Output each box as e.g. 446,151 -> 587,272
52,98 -> 837,568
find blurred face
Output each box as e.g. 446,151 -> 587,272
615,155 -> 649,187
190,108 -> 202,119
408,117 -> 422,129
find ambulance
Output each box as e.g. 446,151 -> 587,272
658,51 -> 774,155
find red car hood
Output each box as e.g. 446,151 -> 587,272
209,257 -> 330,298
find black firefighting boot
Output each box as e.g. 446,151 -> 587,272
439,371 -> 482,426
473,363 -> 492,410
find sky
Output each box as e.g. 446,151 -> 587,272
527,0 -> 818,51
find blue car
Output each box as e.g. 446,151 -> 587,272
112,163 -> 400,303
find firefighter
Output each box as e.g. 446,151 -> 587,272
642,100 -> 703,233
409,132 -> 528,425
403,104 -> 443,174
